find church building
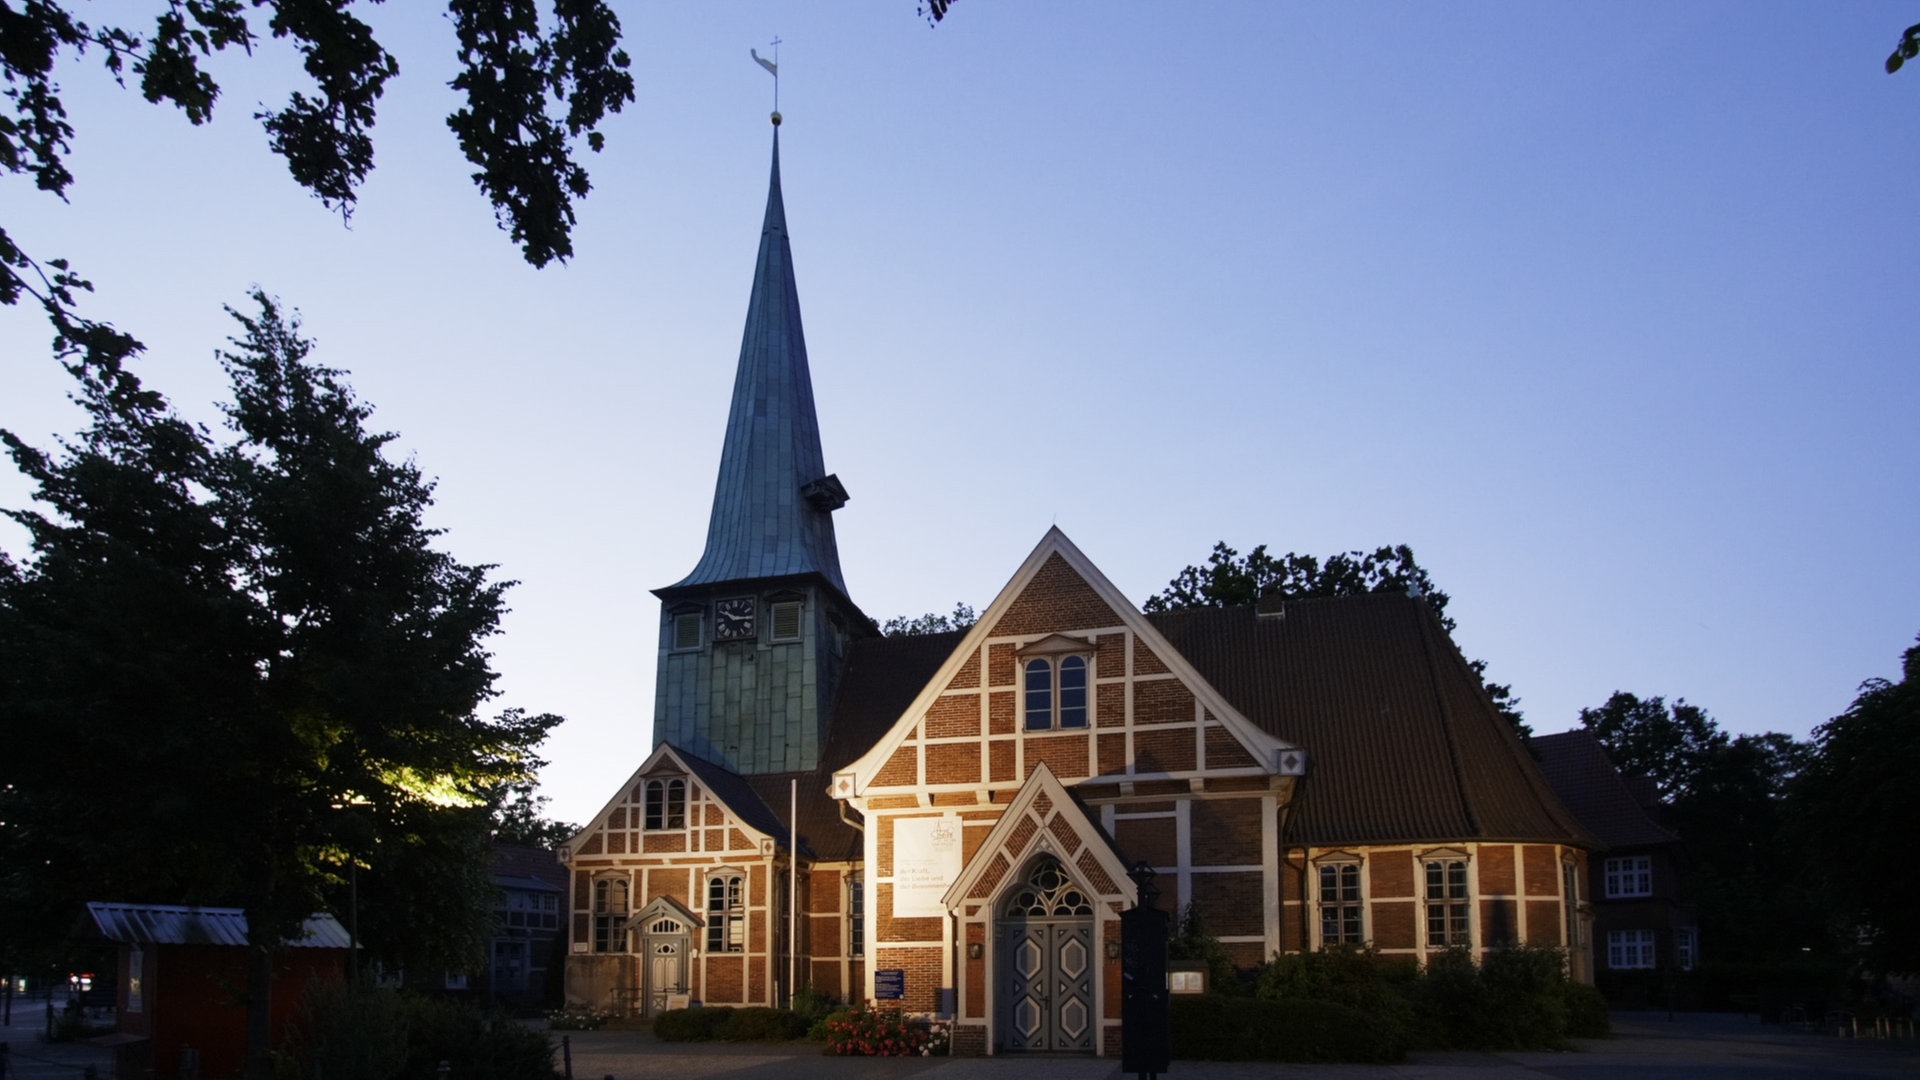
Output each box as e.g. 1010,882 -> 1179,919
560,120 -> 1595,1056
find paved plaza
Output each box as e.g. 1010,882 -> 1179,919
5,1003 -> 1918,1080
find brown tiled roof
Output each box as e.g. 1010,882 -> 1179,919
737,626 -> 967,860
1530,730 -> 1679,850
490,843 -> 568,891
1147,593 -> 1591,849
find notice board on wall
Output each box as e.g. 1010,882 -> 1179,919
890,814 -> 962,917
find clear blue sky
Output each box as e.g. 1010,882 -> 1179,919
3,3 -> 1915,827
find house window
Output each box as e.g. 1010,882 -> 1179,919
848,873 -> 864,957
1319,862 -> 1364,945
645,777 -> 686,830
1424,858 -> 1470,947
501,889 -> 560,931
771,600 -> 804,643
1675,927 -> 1697,971
592,877 -> 629,954
707,874 -> 745,953
1023,655 -> 1090,730
1606,929 -> 1657,969
1562,861 -> 1581,950
671,611 -> 702,650
1604,856 -> 1652,898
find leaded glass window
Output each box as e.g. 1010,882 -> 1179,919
1002,856 -> 1093,917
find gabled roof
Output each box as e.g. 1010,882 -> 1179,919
79,903 -> 350,949
1531,729 -> 1680,850
665,127 -> 849,599
839,528 -> 1296,793
1148,593 -> 1591,849
564,742 -> 784,858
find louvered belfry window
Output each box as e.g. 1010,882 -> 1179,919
771,600 -> 803,642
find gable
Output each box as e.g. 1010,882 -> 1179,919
942,763 -> 1135,911
838,528 -> 1296,799
563,744 -> 779,863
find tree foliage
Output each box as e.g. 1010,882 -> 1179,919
879,601 -> 977,637
1,1 -> 634,374
1577,690 -> 1824,962
0,292 -> 558,1072
1795,635 -> 1920,973
1145,542 -> 1528,736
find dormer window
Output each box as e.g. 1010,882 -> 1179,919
1016,636 -> 1094,731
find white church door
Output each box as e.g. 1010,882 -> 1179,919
641,917 -> 689,1016
996,856 -> 1096,1053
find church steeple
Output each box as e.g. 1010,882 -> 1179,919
652,121 -> 866,777
668,125 -> 849,599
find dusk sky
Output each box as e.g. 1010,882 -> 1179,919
3,4 -> 1916,827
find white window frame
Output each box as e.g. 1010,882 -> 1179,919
1675,927 -> 1697,971
706,872 -> 746,954
1604,855 -> 1653,898
1316,859 -> 1365,947
591,875 -> 630,954
1423,856 -> 1472,948
1022,654 -> 1091,731
644,777 -> 687,830
1606,929 -> 1657,969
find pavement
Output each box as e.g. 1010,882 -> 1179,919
5,1000 -> 1918,1079
554,1011 -> 1920,1080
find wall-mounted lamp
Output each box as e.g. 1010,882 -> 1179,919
1105,942 -> 1121,960
966,942 -> 984,960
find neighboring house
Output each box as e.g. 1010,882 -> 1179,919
1532,730 -> 1697,987
559,119 -> 1596,1057
75,902 -> 349,1080
485,844 -> 569,1009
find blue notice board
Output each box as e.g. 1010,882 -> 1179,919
875,969 -> 905,999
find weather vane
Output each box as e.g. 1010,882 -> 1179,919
751,36 -> 781,124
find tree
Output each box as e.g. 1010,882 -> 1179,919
880,601 -> 977,637
1145,542 -> 1529,737
1795,635 -> 1920,973
2,1 -> 635,373
1578,691 -> 1826,961
0,292 -> 558,1076
491,780 -> 579,848
1575,692 -> 1726,802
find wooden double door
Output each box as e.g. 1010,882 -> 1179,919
999,918 -> 1095,1051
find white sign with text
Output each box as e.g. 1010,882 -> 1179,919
891,814 -> 963,918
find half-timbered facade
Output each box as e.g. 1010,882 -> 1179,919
559,119 -> 1595,1054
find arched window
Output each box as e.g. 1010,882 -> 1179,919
592,876 -> 629,953
645,777 -> 686,830
706,874 -> 745,953
1002,856 -> 1093,917
1058,655 -> 1088,728
1024,655 -> 1091,730
1024,659 -> 1053,730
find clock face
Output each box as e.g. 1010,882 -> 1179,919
715,597 -> 756,641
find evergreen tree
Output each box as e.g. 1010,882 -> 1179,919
1,293 -> 558,1076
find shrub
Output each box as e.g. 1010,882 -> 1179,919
789,986 -> 835,1028
281,984 -> 554,1080
1479,944 -> 1570,1050
546,1004 -> 613,1031
1256,945 -> 1417,1053
1408,947 -> 1496,1050
822,1004 -> 928,1056
1562,981 -> 1611,1038
1169,994 -> 1400,1063
717,1006 -> 807,1041
808,1005 -> 856,1042
652,1005 -> 733,1042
